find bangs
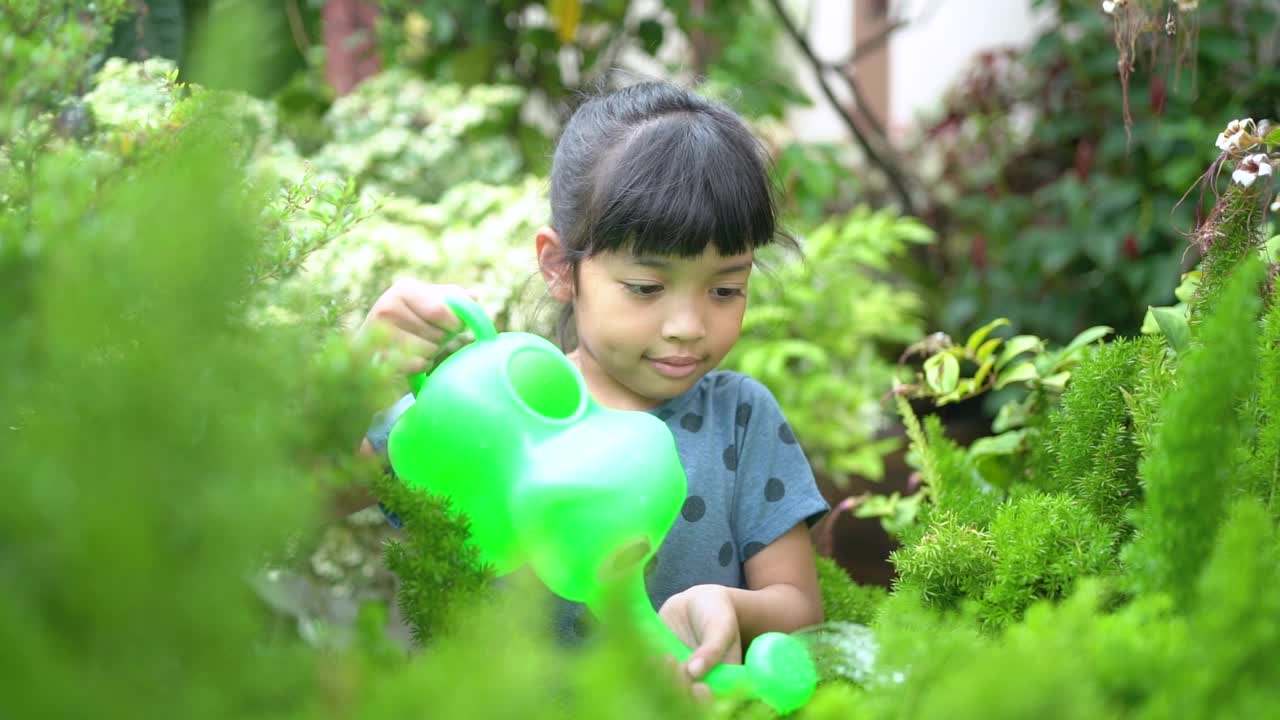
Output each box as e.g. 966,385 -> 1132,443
581,113 -> 777,259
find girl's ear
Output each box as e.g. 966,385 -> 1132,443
536,226 -> 574,304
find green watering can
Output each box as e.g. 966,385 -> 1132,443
386,294 -> 817,714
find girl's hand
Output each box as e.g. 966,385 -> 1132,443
355,280 -> 479,375
658,584 -> 743,696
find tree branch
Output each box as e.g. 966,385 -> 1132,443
844,71 -> 888,144
284,0 -> 312,57
766,0 -> 916,214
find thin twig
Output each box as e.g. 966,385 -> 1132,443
766,0 -> 916,214
844,72 -> 888,147
284,0 -> 311,56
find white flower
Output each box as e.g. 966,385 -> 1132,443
1272,193 -> 1280,213
1259,119 -> 1275,139
1216,118 -> 1258,152
1232,154 -> 1273,187
1102,0 -> 1124,14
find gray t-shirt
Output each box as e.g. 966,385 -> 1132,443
366,369 -> 829,642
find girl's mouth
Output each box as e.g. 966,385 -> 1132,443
648,356 -> 701,378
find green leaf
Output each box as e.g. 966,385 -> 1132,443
992,400 -> 1029,433
1173,271 -> 1201,303
1041,371 -> 1071,391
886,493 -> 924,534
854,492 -> 922,534
1266,127 -> 1280,147
967,429 -> 1028,459
965,318 -> 1010,354
1060,325 -> 1113,357
995,361 -> 1039,389
924,353 -> 960,394
1150,305 -> 1191,355
1141,307 -> 1161,334
975,337 -> 1003,363
995,335 -> 1042,370
854,494 -> 896,518
937,379 -> 974,406
831,447 -> 886,481
973,357 -> 996,388
894,219 -> 936,244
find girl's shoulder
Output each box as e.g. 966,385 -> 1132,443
702,369 -> 780,405
651,370 -> 784,426
699,371 -> 790,433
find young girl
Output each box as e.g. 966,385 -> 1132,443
356,80 -> 828,694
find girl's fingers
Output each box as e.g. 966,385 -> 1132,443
397,281 -> 476,336
690,682 -> 713,704
687,623 -> 739,680
385,302 -> 452,343
663,655 -> 691,690
376,331 -> 439,375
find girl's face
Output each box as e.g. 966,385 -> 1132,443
543,237 -> 752,410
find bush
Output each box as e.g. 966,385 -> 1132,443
815,556 -> 887,626
725,206 -> 933,485
913,0 -> 1280,343
855,123 -> 1280,717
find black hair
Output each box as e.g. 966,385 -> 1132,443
546,80 -> 794,348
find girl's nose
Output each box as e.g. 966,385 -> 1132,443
661,299 -> 707,342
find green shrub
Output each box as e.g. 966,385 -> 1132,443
1043,339 -> 1143,527
980,492 -> 1117,629
371,472 -> 493,646
923,415 -> 1003,530
1238,283 -> 1280,518
725,206 -> 933,485
815,556 -> 887,626
1144,497 -> 1280,717
1125,256 -> 1265,606
890,510 -> 996,609
1,97 -> 364,720
310,70 -> 525,203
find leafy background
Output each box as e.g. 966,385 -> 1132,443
5,1 -> 1280,717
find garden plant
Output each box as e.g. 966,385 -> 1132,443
4,2 -> 1280,719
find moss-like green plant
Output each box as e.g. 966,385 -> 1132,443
1144,497 -> 1280,717
980,492 -> 1117,629
924,415 -> 1003,530
1125,333 -> 1176,458
1043,340 -> 1143,529
1125,258 -> 1265,607
370,472 -> 494,646
1190,185 -> 1269,322
1237,283 -> 1280,518
815,556 -> 888,626
890,510 -> 996,609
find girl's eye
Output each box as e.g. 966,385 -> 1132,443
623,283 -> 663,297
712,287 -> 746,299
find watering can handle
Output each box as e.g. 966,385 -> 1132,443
406,292 -> 499,396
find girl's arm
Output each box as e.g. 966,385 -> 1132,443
730,522 -> 824,642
